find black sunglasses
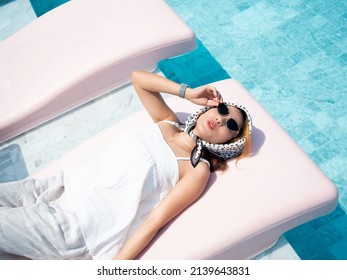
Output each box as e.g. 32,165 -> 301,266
217,103 -> 239,132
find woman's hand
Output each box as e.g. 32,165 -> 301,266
185,85 -> 223,106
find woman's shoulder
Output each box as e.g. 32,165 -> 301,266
178,161 -> 210,193
181,158 -> 210,180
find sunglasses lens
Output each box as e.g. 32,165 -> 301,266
217,103 -> 229,116
227,118 -> 239,132
217,103 -> 240,132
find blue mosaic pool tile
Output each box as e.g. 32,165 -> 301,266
29,0 -> 69,16
320,217 -> 347,246
306,235 -> 329,257
316,216 -> 347,259
309,215 -> 331,231
290,222 -> 316,242
285,205 -> 347,260
310,144 -> 340,167
312,1 -> 337,14
302,43 -> 322,57
307,131 -> 330,149
236,2 -> 251,12
319,229 -> 344,250
158,40 -> 230,88
316,36 -> 335,49
324,44 -> 343,57
321,155 -> 347,185
241,80 -> 257,91
328,239 -> 347,260
335,172 -> 347,190
328,204 -> 346,221
339,25 -> 347,37
308,15 -> 328,28
290,51 -> 307,64
338,53 -> 347,66
312,249 -> 336,260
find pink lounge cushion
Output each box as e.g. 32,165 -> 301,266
0,0 -> 196,143
32,78 -> 338,259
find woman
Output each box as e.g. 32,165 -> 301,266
0,71 -> 252,260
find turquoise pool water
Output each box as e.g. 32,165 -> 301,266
1,0 -> 346,260
162,0 -> 347,260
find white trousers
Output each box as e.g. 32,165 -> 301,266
0,173 -> 90,260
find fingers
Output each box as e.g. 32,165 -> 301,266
188,85 -> 223,106
207,86 -> 223,104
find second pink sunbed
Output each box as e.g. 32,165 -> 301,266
0,0 -> 196,143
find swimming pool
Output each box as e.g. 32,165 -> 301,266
0,0 -> 346,260
163,0 -> 347,260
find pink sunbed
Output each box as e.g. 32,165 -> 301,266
27,78 -> 338,259
0,0 -> 196,143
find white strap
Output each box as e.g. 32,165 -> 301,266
159,120 -> 176,125
176,157 -> 210,168
159,121 -> 210,168
158,120 -> 183,130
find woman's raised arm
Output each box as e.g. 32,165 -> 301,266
131,70 -> 181,123
131,71 -> 222,123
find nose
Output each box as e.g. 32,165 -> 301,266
215,116 -> 227,127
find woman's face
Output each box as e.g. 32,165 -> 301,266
193,105 -> 244,144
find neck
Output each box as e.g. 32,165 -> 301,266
179,132 -> 195,151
